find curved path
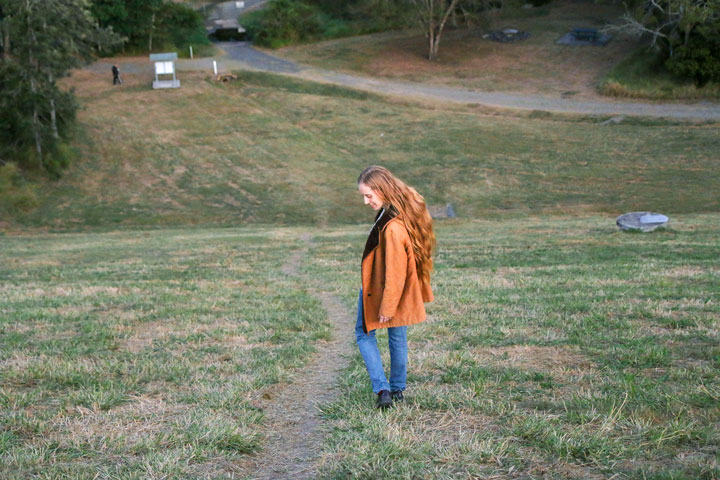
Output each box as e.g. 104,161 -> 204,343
212,42 -> 720,120
88,41 -> 720,120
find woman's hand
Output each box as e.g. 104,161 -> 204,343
379,315 -> 392,323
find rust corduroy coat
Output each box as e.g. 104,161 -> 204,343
361,216 -> 434,333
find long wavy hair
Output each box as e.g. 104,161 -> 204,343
358,165 -> 435,283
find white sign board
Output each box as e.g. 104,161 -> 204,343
155,61 -> 174,75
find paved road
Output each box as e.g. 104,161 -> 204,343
219,41 -> 303,73
204,42 -> 720,120
300,69 -> 720,120
89,40 -> 720,120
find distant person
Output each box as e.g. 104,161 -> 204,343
356,165 -> 435,409
112,64 -> 122,85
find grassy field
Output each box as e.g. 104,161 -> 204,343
273,0 -> 720,101
0,226 -> 329,478
1,22 -> 719,477
305,215 -> 720,479
2,216 -> 718,478
273,0 -> 642,99
5,67 -> 719,231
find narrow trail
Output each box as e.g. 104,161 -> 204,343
248,234 -> 353,479
88,41 -> 720,120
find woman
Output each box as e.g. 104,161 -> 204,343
356,165 -> 435,409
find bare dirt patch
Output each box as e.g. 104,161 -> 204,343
475,345 -> 595,373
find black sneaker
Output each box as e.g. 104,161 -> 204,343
376,390 -> 392,409
390,390 -> 404,403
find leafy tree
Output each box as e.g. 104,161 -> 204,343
243,0 -> 323,48
89,0 -> 163,52
0,0 -> 120,174
608,0 -> 720,85
155,2 -> 208,51
665,19 -> 720,85
90,0 -> 206,54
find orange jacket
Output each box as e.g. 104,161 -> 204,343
361,216 -> 434,332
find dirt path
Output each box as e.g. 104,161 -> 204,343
91,42 -> 720,120
248,234 -> 353,479
298,68 -> 720,120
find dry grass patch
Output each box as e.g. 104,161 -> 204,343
476,345 -> 595,373
277,0 -> 641,99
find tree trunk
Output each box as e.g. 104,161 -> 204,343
148,12 -> 155,52
428,27 -> 436,60
2,19 -> 9,59
424,0 -> 460,61
429,28 -> 441,60
49,74 -> 59,140
33,108 -> 43,159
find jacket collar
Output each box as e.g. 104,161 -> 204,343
362,206 -> 398,261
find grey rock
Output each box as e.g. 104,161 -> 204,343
446,203 -> 456,218
600,115 -> 625,125
616,212 -> 669,232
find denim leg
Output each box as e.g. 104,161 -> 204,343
355,289 -> 390,393
388,326 -> 408,392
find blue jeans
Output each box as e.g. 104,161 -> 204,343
355,289 -> 408,394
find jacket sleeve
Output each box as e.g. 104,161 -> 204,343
379,223 -> 408,318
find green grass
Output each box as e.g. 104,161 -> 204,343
0,226 -> 329,478
303,215 -> 720,479
2,215 -> 718,477
7,69 -> 719,231
600,49 -> 720,101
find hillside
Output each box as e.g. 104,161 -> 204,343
4,67 -> 717,231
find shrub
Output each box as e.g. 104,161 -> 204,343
665,22 -> 720,86
242,0 -> 413,47
0,163 -> 40,216
242,0 -> 323,48
158,3 -> 210,51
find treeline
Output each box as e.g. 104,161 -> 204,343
0,0 -> 208,194
242,0 -> 415,48
241,0 -> 515,49
90,0 -> 209,55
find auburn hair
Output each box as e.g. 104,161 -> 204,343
358,165 -> 435,284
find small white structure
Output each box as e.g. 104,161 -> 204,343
150,52 -> 180,89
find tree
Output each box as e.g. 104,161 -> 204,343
607,0 -> 720,84
0,0 -> 120,173
90,0 -> 167,53
410,0 -> 461,60
90,0 -> 206,54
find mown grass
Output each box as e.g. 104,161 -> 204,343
0,226 -> 329,478
273,0 -> 646,99
2,215 -> 718,477
304,215 -> 719,479
8,67 -> 719,231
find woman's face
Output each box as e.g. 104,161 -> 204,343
358,183 -> 383,211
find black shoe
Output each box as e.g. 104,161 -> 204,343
376,390 -> 392,409
390,390 -> 404,403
